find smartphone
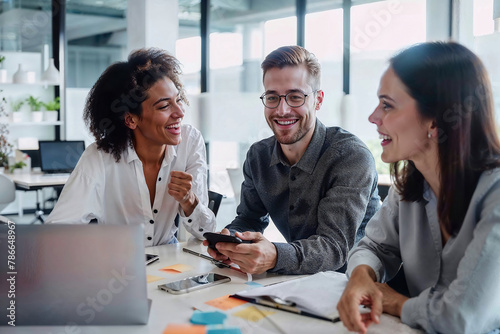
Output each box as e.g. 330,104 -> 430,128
158,273 -> 231,294
203,232 -> 252,251
145,253 -> 159,265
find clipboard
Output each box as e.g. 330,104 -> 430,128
230,294 -> 340,323
230,271 -> 347,323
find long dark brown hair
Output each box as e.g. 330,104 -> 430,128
390,42 -> 500,236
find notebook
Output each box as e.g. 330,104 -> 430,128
39,140 -> 85,174
0,224 -> 150,326
231,271 -> 348,322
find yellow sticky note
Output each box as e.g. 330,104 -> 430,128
205,295 -> 248,311
233,306 -> 275,322
162,324 -> 206,334
147,275 -> 164,283
160,264 -> 193,273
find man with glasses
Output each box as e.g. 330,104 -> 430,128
205,45 -> 380,275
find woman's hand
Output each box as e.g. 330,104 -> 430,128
374,283 -> 408,317
168,171 -> 198,216
337,265 -> 383,334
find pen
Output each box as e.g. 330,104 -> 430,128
182,247 -> 246,273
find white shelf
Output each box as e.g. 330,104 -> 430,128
9,121 -> 62,126
0,82 -> 59,86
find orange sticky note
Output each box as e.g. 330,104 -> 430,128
147,275 -> 164,283
160,264 -> 193,274
162,324 -> 206,334
205,295 -> 248,311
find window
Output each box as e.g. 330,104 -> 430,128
305,7 -> 344,127
201,0 -> 295,197
350,0 -> 426,143
471,0 -> 500,129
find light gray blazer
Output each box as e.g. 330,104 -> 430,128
347,168 -> 500,334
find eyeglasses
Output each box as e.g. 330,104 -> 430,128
260,91 -> 317,108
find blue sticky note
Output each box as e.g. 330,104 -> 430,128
190,310 -> 227,325
207,325 -> 242,334
245,281 -> 263,288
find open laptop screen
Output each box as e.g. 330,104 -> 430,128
0,224 -> 150,326
39,140 -> 85,174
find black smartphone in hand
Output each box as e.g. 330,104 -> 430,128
203,232 -> 252,251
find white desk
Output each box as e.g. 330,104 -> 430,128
6,172 -> 69,218
2,240 -> 422,334
7,172 -> 69,190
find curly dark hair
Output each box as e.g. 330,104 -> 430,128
83,48 -> 187,162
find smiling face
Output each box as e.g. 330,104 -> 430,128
129,77 -> 185,148
263,65 -> 323,149
368,67 -> 434,164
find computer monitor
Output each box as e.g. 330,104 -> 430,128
39,140 -> 85,174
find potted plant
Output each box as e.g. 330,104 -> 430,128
43,96 -> 60,122
10,99 -> 25,122
25,95 -> 44,122
9,160 -> 26,174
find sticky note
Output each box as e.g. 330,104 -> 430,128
233,306 -> 275,322
205,295 -> 247,311
160,264 -> 194,274
162,324 -> 206,334
244,281 -> 263,288
207,325 -> 242,334
147,275 -> 164,283
190,310 -> 227,325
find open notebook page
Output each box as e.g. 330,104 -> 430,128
235,271 -> 347,319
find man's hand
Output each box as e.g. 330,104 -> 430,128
337,265 -> 382,334
168,171 -> 198,216
214,231 -> 277,274
374,283 -> 408,317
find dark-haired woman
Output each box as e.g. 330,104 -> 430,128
47,48 -> 215,245
337,42 -> 500,334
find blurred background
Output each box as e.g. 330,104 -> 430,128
0,0 -> 499,230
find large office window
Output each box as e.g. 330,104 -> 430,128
349,0 -> 426,173
305,6 -> 344,128
64,2 -> 126,144
194,1 -> 296,196
65,2 -> 126,88
350,0 -> 426,140
176,3 -> 202,95
472,0 -> 500,129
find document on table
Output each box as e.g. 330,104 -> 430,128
232,271 -> 347,321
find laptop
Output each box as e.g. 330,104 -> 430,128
39,140 -> 85,174
0,224 -> 150,326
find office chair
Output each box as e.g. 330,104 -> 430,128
208,190 -> 223,217
226,167 -> 244,206
174,190 -> 224,240
0,174 -> 16,213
